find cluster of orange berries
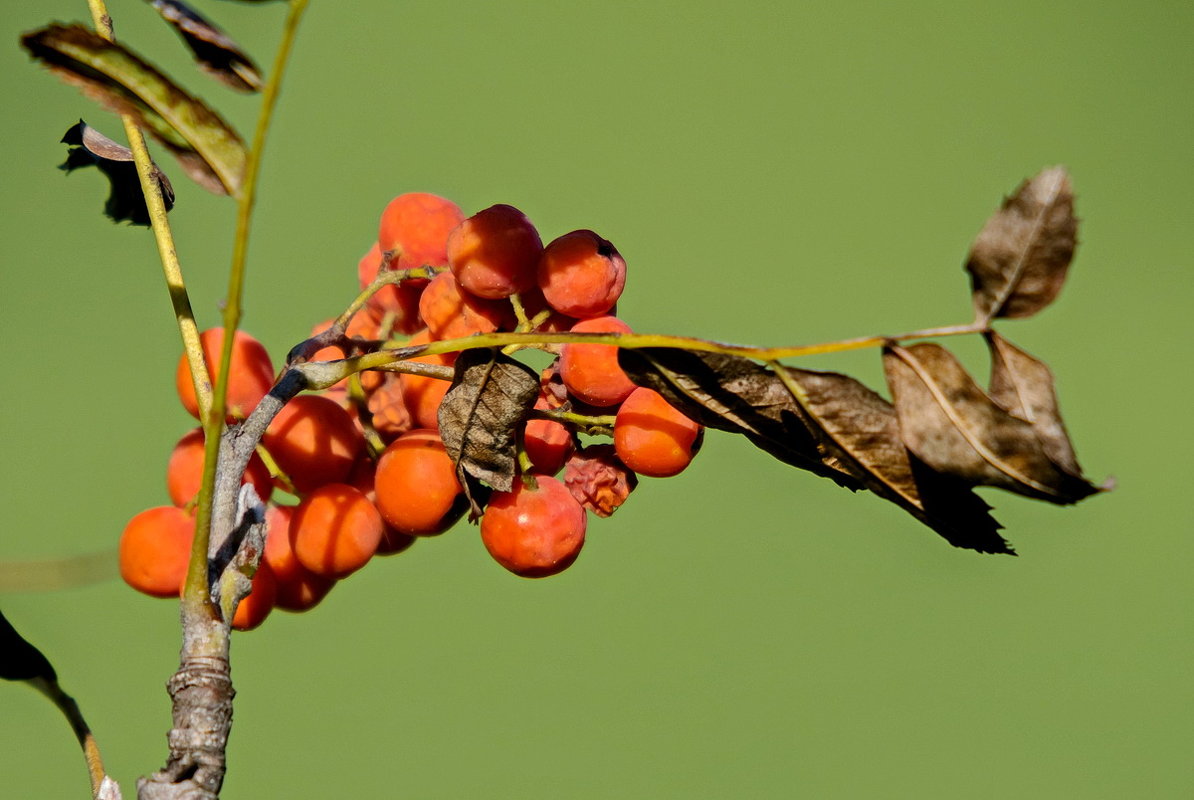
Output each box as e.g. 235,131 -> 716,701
119,193 -> 703,629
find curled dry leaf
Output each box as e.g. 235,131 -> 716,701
621,348 -> 1011,553
22,23 -> 246,195
60,120 -> 174,226
148,0 -> 263,92
883,342 -> 1100,505
965,166 -> 1077,325
438,349 -> 540,517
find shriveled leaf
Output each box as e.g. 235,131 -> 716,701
884,342 -> 1099,504
60,120 -> 174,226
621,348 -> 1011,553
618,348 -> 863,490
0,609 -> 57,683
986,332 -> 1085,476
148,0 -> 263,92
439,349 -> 540,516
965,166 -> 1077,324
22,24 -> 245,195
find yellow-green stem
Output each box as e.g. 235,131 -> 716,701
86,0 -> 214,619
193,0 -> 310,613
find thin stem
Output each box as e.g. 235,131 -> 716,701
34,677 -> 108,798
85,0 -> 211,422
191,0 -> 310,614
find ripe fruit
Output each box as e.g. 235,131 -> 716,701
263,394 -> 364,493
480,476 -> 586,578
447,204 -> 543,299
231,562 -> 277,631
373,429 -> 466,536
523,398 -> 573,475
614,387 -> 703,477
397,329 -> 457,430
357,242 -> 426,333
119,506 -> 195,598
558,316 -> 637,407
175,328 -> 275,420
167,427 -> 273,507
290,484 -> 383,579
537,230 -> 626,318
377,192 -> 464,271
418,271 -> 514,341
262,504 -> 335,612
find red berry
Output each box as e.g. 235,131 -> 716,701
447,204 -> 543,299
373,429 -> 466,536
119,506 -> 195,598
167,427 -> 273,507
558,316 -> 637,407
480,477 -> 586,578
377,192 -> 464,271
231,561 -> 277,631
418,271 -> 514,341
537,230 -> 626,318
175,328 -> 274,420
523,398 -> 573,475
614,387 -> 703,478
264,394 -> 364,493
290,484 -> 383,579
263,504 -> 335,612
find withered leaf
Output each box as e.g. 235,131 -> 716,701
438,349 -> 540,517
985,332 -> 1085,476
0,609 -> 57,683
618,348 -> 863,490
965,166 -> 1077,325
620,347 -> 1011,553
148,0 -> 263,92
883,342 -> 1099,505
60,120 -> 174,226
22,24 -> 246,195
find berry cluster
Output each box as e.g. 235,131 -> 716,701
119,193 -> 703,629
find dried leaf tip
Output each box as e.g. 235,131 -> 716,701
60,120 -> 174,226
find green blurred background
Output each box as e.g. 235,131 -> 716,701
2,1 -> 1191,797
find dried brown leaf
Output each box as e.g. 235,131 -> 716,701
148,0 -> 263,92
985,332 -> 1084,476
621,348 -> 1011,553
883,342 -> 1099,504
22,24 -> 246,195
438,349 -> 540,516
60,120 -> 174,225
965,166 -> 1076,324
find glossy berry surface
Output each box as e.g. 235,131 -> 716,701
447,203 -> 543,299
614,387 -> 702,478
119,506 -> 195,598
480,476 -> 586,578
290,483 -> 383,579
374,429 -> 466,536
175,328 -> 274,420
537,229 -> 626,318
558,316 -> 637,407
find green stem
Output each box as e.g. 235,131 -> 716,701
192,0 -> 310,614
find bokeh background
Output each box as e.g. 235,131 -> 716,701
2,1 -> 1191,797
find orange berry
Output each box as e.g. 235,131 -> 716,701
264,394 -> 364,493
447,204 -> 543,299
377,192 -> 464,271
119,506 -> 195,598
614,387 -> 703,478
537,230 -> 626,318
175,328 -> 274,420
290,484 -> 383,579
558,316 -> 637,407
480,477 -> 586,578
167,427 -> 273,507
357,243 -> 427,334
373,429 -> 466,536
397,329 -> 457,430
523,398 -> 573,475
418,271 -> 514,341
231,561 -> 277,631
262,504 -> 335,612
